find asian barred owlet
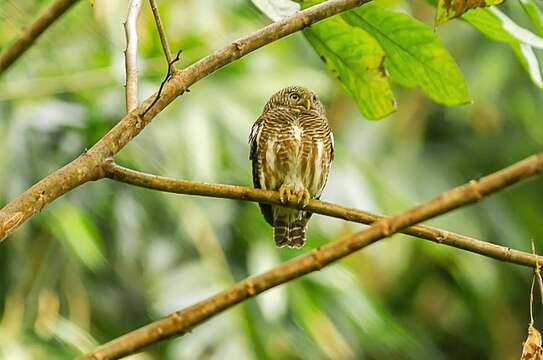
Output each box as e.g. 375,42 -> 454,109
249,86 -> 334,248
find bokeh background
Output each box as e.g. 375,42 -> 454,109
1,0 -> 543,358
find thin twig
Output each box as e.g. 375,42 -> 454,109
124,0 -> 142,112
531,275 -> 536,325
0,0 -> 81,75
85,153 -> 543,359
142,49 -> 182,117
148,0 -> 174,65
531,241 -> 543,308
104,160 -> 543,269
531,240 -> 540,324
0,0 -> 369,242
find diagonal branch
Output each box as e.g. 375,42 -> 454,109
104,160 -> 543,268
0,0 -> 81,75
84,153 -> 543,359
148,0 -> 174,65
0,0 -> 370,242
124,0 -> 142,112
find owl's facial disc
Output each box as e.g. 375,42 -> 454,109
263,86 -> 322,114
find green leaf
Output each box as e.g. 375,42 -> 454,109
464,7 -> 543,47
463,8 -> 543,88
435,0 -> 504,25
519,0 -> 543,36
343,4 -> 470,105
463,9 -> 517,42
304,16 -> 396,120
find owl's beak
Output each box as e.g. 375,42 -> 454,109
305,99 -> 312,111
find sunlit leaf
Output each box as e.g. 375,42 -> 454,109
250,0 -> 299,21
343,4 -> 470,105
515,44 -> 543,88
463,8 -> 543,88
435,0 -> 504,25
304,16 -> 396,120
487,7 -> 543,48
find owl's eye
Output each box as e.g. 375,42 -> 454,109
312,94 -> 318,102
289,93 -> 300,100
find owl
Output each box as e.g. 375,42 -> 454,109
249,86 -> 334,248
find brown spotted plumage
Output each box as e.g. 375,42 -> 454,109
249,86 -> 334,248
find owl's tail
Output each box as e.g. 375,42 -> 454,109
274,217 -> 307,248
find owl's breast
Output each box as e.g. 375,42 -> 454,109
291,124 -> 303,143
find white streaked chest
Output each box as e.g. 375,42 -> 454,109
292,125 -> 303,142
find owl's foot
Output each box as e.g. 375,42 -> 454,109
295,189 -> 311,209
278,185 -> 293,204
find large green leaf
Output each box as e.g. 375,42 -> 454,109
343,3 -> 470,106
304,16 -> 396,120
463,8 -> 543,88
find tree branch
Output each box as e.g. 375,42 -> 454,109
124,0 -> 142,112
0,0 -> 370,242
0,0 -> 81,75
148,0 -> 174,65
104,159 -> 543,268
84,153 -> 543,359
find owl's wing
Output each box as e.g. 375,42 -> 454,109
248,117 -> 262,190
312,126 -> 334,201
249,117 -> 263,161
329,130 -> 334,161
248,117 -> 274,226
304,124 -> 334,224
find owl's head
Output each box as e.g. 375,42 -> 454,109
264,85 -> 324,114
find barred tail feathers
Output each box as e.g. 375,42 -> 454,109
273,216 -> 307,249
273,218 -> 290,248
288,218 -> 306,248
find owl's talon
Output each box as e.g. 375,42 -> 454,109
297,189 -> 311,208
278,185 -> 292,204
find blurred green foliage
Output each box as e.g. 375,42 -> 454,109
1,0 -> 543,359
